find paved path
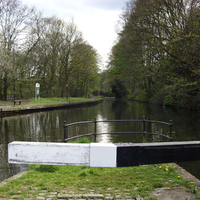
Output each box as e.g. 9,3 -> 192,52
18,188 -> 140,199
1,187 -> 197,200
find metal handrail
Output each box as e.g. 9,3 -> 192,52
63,117 -> 173,142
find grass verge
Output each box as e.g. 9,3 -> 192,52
0,163 -> 198,199
0,97 -> 102,109
28,97 -> 87,104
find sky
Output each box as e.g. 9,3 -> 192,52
21,0 -> 126,68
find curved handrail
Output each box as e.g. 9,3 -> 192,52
64,119 -> 172,127
63,117 -> 173,142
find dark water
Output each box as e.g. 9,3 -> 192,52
1,97 -> 200,182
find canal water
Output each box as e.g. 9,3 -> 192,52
1,97 -> 200,182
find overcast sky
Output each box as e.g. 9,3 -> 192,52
21,0 -> 126,68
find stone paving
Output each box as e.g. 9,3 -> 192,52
3,187 -> 143,200
0,170 -> 144,200
1,178 -> 199,200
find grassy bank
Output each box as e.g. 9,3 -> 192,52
28,97 -> 87,104
0,164 -> 198,199
0,97 -> 102,108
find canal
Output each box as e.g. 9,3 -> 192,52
1,97 -> 200,182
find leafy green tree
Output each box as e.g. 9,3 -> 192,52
68,43 -> 100,97
111,79 -> 127,99
108,0 -> 200,108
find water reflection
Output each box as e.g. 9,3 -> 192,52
0,103 -> 106,181
96,113 -> 112,143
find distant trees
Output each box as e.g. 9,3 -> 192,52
108,0 -> 200,108
0,0 -> 100,100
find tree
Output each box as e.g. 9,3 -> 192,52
0,0 -> 39,100
111,79 -> 127,99
26,16 -> 66,97
25,17 -> 100,98
69,43 -> 100,97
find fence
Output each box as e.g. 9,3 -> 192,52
63,117 -> 173,142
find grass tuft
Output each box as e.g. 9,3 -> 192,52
35,165 -> 59,173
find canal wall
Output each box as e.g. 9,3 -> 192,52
0,98 -> 103,117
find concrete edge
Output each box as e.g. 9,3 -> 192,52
0,171 -> 27,187
172,163 -> 200,188
0,98 -> 103,116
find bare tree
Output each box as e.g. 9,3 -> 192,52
0,0 -> 38,100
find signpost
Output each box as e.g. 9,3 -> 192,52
35,83 -> 40,101
66,84 -> 69,100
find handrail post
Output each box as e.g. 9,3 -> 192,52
169,120 -> 173,141
94,117 -> 97,142
142,116 -> 146,133
63,121 -> 67,143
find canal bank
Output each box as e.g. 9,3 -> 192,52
0,98 -> 103,116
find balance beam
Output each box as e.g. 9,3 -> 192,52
8,141 -> 200,167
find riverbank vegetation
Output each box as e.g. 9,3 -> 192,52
0,164 -> 198,199
106,0 -> 200,109
0,97 -> 103,110
0,0 -> 100,101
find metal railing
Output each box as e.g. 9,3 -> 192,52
63,117 -> 173,142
